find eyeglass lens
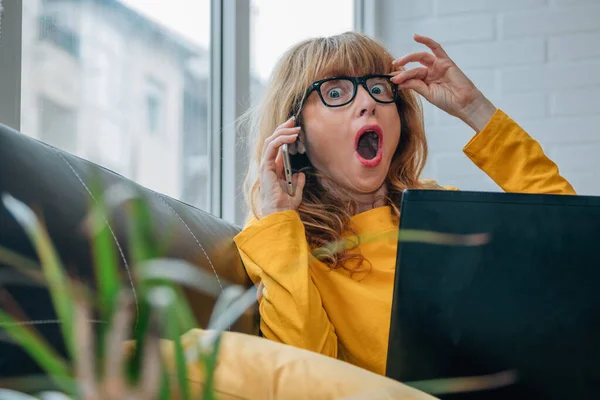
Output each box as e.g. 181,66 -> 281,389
319,77 -> 395,106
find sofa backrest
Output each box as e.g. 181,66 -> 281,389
0,123 -> 257,377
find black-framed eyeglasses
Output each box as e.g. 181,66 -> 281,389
305,74 -> 398,108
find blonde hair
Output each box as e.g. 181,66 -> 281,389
243,31 -> 430,273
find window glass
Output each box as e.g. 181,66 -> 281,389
21,0 -> 212,210
250,0 -> 354,103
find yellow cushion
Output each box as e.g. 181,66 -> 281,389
148,329 -> 437,400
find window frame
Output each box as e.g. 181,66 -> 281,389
1,0 -> 369,224
215,0 -> 251,225
0,0 -> 23,130
354,0 -> 379,38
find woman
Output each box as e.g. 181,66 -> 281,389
234,31 -> 575,377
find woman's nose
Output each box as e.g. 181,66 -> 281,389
355,86 -> 376,117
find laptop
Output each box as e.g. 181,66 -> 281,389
386,189 -> 600,400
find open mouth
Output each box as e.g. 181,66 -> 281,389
355,125 -> 383,167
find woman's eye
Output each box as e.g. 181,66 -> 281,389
327,88 -> 343,98
371,83 -> 385,95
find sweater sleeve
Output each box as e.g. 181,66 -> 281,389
233,210 -> 338,357
463,109 -> 576,195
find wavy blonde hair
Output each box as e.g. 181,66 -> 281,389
243,32 -> 433,273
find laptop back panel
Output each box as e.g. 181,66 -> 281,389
387,190 -> 600,399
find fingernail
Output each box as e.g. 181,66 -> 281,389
295,126 -> 301,130
290,115 -> 295,121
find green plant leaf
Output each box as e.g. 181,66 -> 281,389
317,229 -> 490,256
174,286 -> 199,333
200,335 -> 221,400
87,178 -> 121,322
0,389 -> 40,400
138,258 -> 228,299
121,189 -> 159,384
136,306 -> 162,398
2,194 -> 76,362
128,297 -> 151,384
171,317 -> 190,400
0,310 -> 73,393
202,285 -> 257,349
207,286 -> 244,329
154,286 -> 190,400
398,229 -> 489,246
125,196 -> 158,264
84,179 -> 124,367
406,370 -> 518,395
0,246 -> 45,285
159,372 -> 171,400
103,291 -> 134,388
0,375 -> 75,394
174,285 -> 259,400
72,293 -> 99,397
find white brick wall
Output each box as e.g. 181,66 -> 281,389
377,0 -> 600,195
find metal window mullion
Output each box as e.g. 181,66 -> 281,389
209,0 -> 223,217
220,0 -> 250,226
0,0 -> 23,130
354,0 -> 379,38
354,0 -> 364,32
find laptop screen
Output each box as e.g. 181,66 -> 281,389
387,190 -> 600,400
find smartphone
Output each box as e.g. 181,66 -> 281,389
281,143 -> 295,196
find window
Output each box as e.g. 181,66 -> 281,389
20,0 -> 212,211
145,77 -> 165,136
146,95 -> 161,133
250,0 -> 355,104
39,15 -> 81,57
85,49 -> 116,110
37,0 -> 81,57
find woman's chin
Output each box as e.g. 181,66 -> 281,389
348,162 -> 388,192
347,175 -> 387,195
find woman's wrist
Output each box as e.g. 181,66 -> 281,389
459,93 -> 497,133
260,206 -> 296,219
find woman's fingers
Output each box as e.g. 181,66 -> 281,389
392,51 -> 436,68
263,127 -> 300,155
261,124 -> 300,158
413,34 -> 449,59
262,116 -> 299,150
292,172 -> 306,201
396,79 -> 429,96
390,67 -> 428,85
275,115 -> 297,132
261,132 -> 299,170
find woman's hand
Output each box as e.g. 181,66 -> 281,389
259,117 -> 306,218
391,34 -> 497,132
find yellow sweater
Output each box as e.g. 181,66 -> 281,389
233,109 -> 576,376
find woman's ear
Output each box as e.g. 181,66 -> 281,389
297,135 -> 306,154
296,118 -> 307,155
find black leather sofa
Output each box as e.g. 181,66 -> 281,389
0,123 -> 258,377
